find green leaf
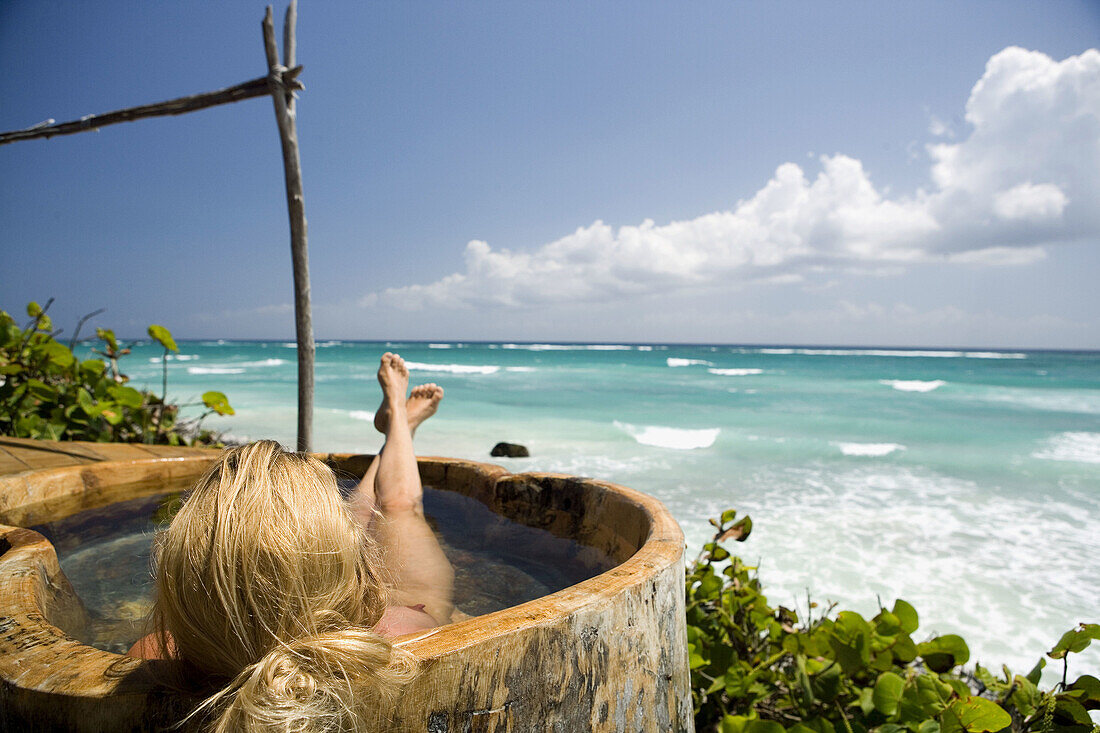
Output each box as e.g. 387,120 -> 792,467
859,685 -> 876,717
42,339 -> 75,368
26,379 -> 57,401
721,508 -> 738,524
80,358 -> 107,376
720,715 -> 749,733
892,633 -> 919,664
913,674 -> 953,718
1052,696 -> 1092,727
108,385 -> 144,409
27,301 -> 41,318
76,388 -> 96,414
720,515 -> 753,542
829,611 -> 873,674
95,327 -> 118,352
1069,674 -> 1100,710
1049,624 -> 1099,659
1008,675 -> 1040,718
812,661 -> 843,703
147,324 -> 178,352
744,720 -> 785,733
1024,658 -> 1045,685
42,420 -> 65,441
98,402 -> 123,425
892,600 -> 919,634
874,610 -> 902,635
938,697 -> 1011,733
918,635 -> 969,673
788,725 -> 818,733
874,672 -> 906,717
875,725 -> 909,733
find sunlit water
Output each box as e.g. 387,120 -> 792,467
79,339 -> 1100,679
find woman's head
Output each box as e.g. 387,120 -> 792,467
153,441 -> 414,731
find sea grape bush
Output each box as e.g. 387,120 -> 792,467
0,300 -> 233,445
686,510 -> 1099,733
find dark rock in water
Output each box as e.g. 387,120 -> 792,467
490,442 -> 529,458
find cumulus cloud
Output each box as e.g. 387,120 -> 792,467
379,47 -> 1100,310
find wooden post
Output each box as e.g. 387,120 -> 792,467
262,2 -> 314,453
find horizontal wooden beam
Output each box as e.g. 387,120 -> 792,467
0,68 -> 302,146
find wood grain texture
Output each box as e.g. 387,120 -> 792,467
0,443 -> 693,731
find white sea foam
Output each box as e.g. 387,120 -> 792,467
709,368 -> 764,376
505,366 -> 537,372
975,388 -> 1100,415
405,361 -> 500,375
347,410 -> 375,422
149,354 -> 199,362
637,346 -> 654,351
502,343 -> 572,350
667,358 -> 712,367
428,343 -> 452,349
502,343 -> 633,351
281,342 -> 297,348
880,379 -> 946,392
757,348 -> 1026,359
187,367 -> 246,375
240,358 -> 285,367
614,421 -> 720,450
835,442 -> 906,457
1033,432 -> 1100,464
317,340 -> 343,348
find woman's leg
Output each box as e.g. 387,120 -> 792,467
347,383 -> 442,528
372,354 -> 454,624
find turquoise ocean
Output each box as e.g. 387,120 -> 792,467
109,340 -> 1099,678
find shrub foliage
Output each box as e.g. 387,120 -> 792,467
0,300 -> 232,445
687,510 -> 1099,733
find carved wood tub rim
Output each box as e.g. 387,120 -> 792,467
0,452 -> 685,699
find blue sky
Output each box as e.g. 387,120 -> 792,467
1,1 -> 1098,347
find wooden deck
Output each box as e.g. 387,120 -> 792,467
0,436 -> 216,476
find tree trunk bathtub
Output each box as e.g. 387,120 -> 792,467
0,449 -> 693,731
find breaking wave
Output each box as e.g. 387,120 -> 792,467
835,442 -> 906,457
614,421 -> 720,450
880,379 -> 946,392
405,361 -> 500,375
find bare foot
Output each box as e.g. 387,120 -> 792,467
376,353 -> 409,411
374,382 -> 443,436
406,383 -> 443,434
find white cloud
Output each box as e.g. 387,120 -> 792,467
992,182 -> 1068,221
378,47 -> 1100,310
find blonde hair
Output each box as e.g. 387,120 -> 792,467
152,440 -> 416,732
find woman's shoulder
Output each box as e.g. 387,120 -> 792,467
126,631 -> 174,660
373,604 -> 437,638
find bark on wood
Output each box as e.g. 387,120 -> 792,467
0,74 -> 302,146
263,3 -> 314,453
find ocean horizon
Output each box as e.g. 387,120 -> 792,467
91,338 -> 1100,681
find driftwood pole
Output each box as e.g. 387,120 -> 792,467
0,75 -> 297,146
262,1 -> 314,453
